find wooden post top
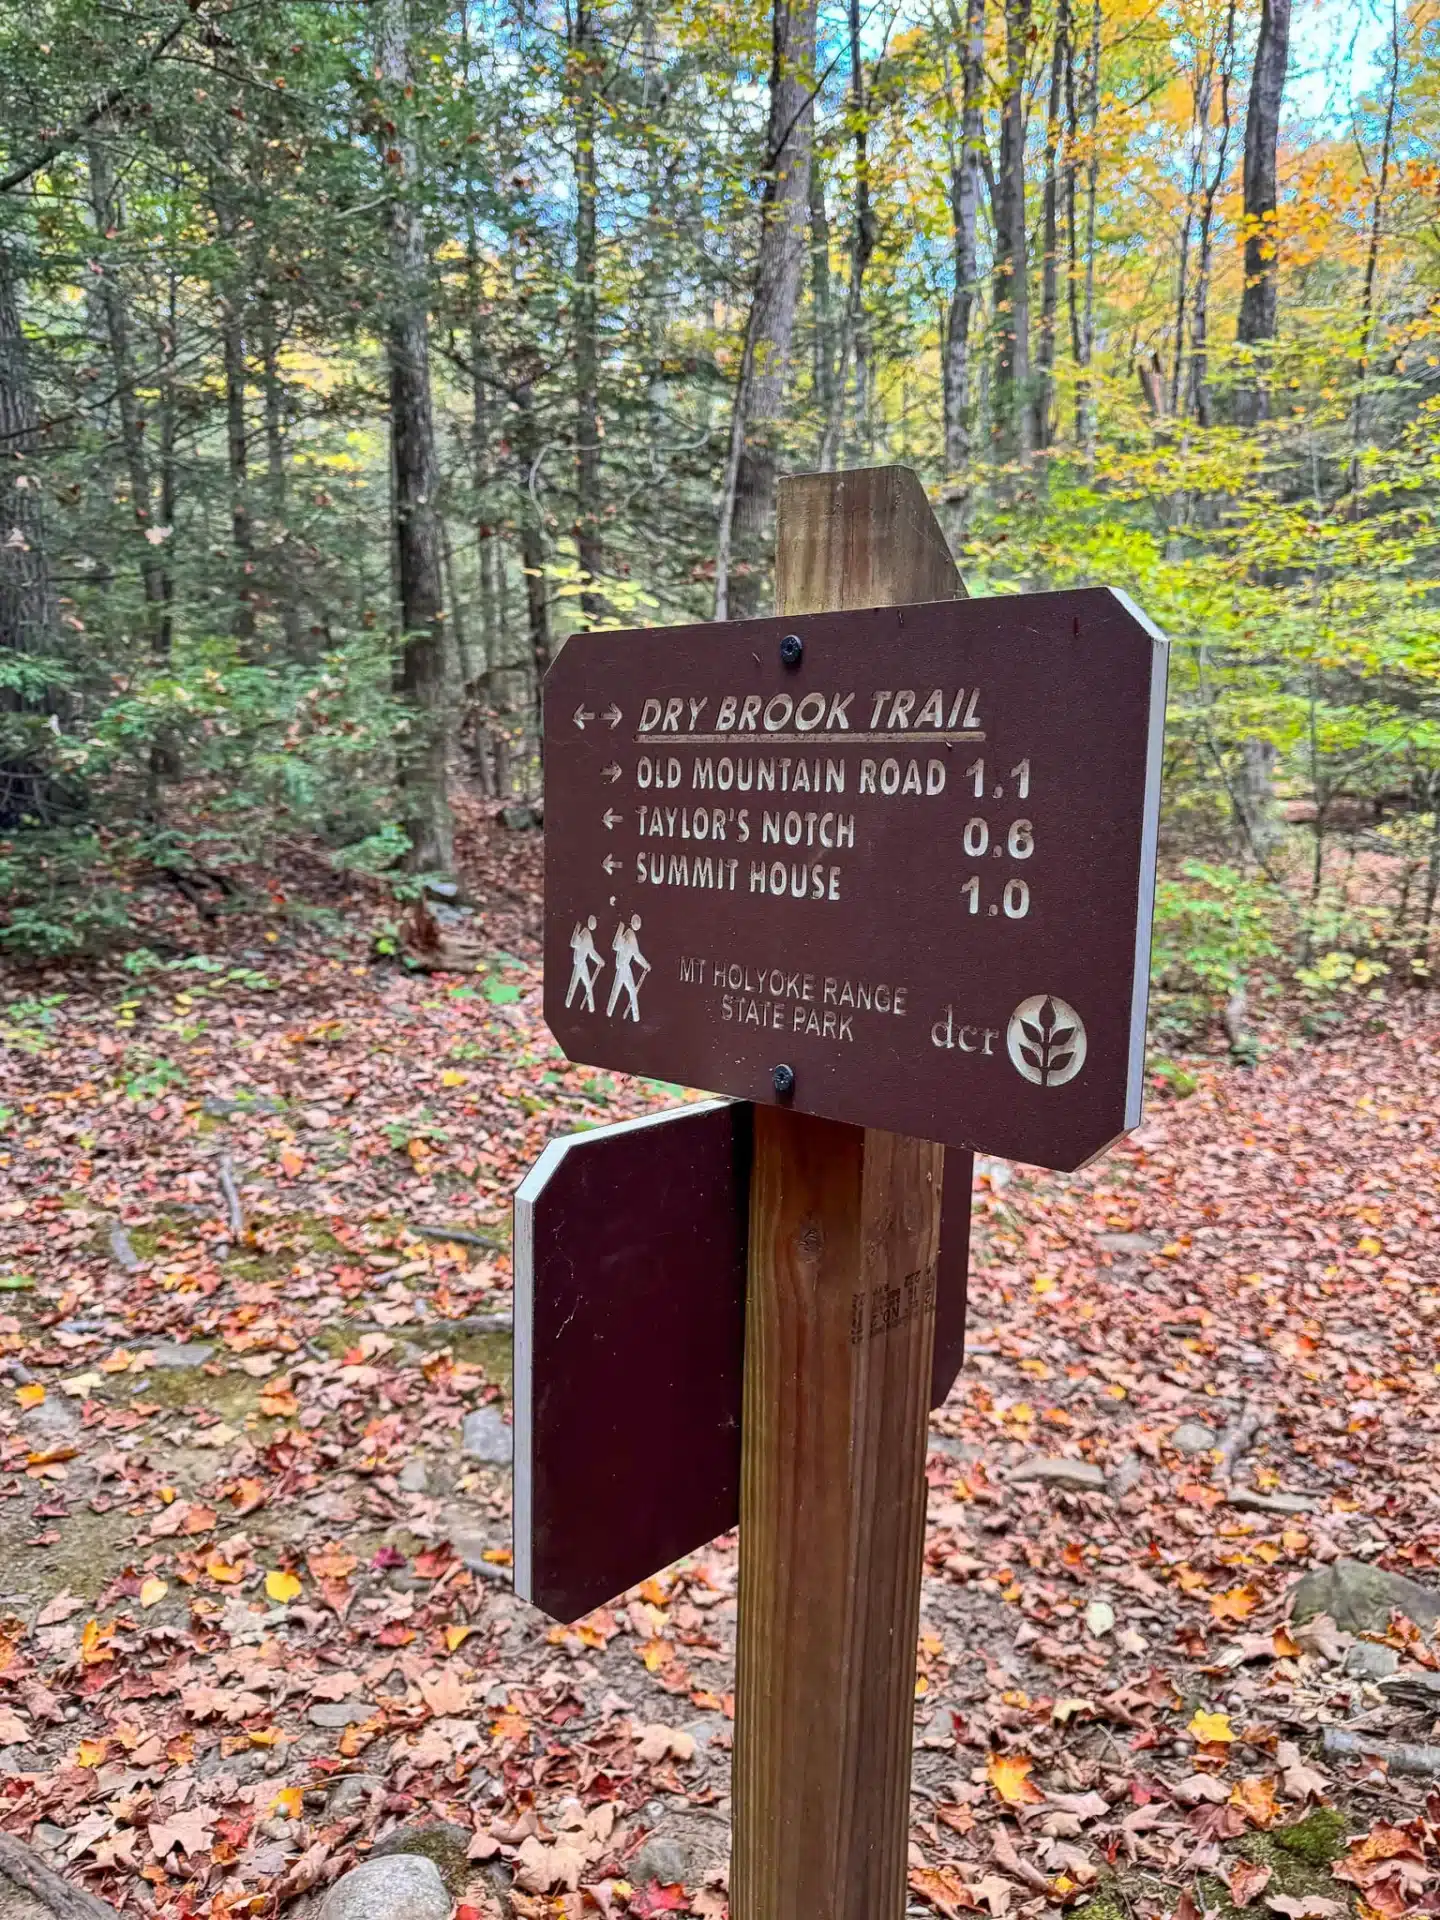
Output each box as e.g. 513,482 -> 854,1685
775,466 -> 968,614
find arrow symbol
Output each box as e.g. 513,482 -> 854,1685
601,763 -> 622,784
573,704 -> 595,730
602,809 -> 624,830
602,854 -> 621,875
602,703 -> 622,728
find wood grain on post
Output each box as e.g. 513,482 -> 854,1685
732,466 -> 962,1920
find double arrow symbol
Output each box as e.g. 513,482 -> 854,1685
574,703 -> 623,731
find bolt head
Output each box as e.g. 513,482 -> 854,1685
779,633 -> 804,668
772,1063 -> 796,1097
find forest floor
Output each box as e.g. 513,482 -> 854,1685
2,808 -> 1440,1920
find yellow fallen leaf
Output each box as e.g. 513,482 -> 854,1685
14,1384 -> 44,1409
80,1619 -> 116,1666
75,1739 -> 107,1768
139,1577 -> 168,1609
444,1624 -> 476,1653
1188,1708 -> 1234,1744
1210,1584 -> 1260,1624
987,1751 -> 1044,1806
205,1553 -> 244,1585
441,1069 -> 468,1087
248,1727 -> 280,1747
269,1786 -> 304,1819
265,1569 -> 302,1604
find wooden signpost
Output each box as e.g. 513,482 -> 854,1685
517,466 -> 1167,1920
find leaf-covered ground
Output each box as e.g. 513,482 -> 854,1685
1,817 -> 1439,1919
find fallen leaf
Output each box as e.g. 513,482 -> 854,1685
1211,1584 -> 1261,1624
1226,1861 -> 1273,1907
35,1588 -> 85,1625
987,1751 -> 1043,1807
265,1568 -> 302,1604
14,1384 -> 44,1409
138,1577 -> 168,1608
1187,1708 -> 1234,1744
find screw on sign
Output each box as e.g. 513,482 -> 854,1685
518,466 -> 1167,1920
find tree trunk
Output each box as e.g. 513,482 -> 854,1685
87,138 -> 168,652
1186,1 -> 1237,426
571,4 -> 604,620
818,0 -> 874,471
1234,0 -> 1291,425
259,298 -> 305,659
714,0 -> 818,621
1034,0 -> 1069,453
0,237 -> 65,827
1350,0 -> 1399,486
378,0 -> 453,874
513,380 -> 552,689
942,0 -> 986,501
809,154 -> 835,435
993,0 -> 1033,466
1076,0 -> 1100,463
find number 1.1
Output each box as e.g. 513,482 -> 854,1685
1010,758 -> 1030,799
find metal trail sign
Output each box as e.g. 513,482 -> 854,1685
544,587 -> 1167,1172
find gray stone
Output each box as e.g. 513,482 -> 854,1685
326,1775 -> 382,1819
1290,1558 -> 1440,1634
318,1856 -> 451,1920
628,1812 -> 728,1891
1344,1642 -> 1400,1680
461,1407 -> 512,1465
1228,1490 -> 1317,1516
1007,1457 -> 1107,1493
0,1830 -> 122,1916
308,1701 -> 371,1730
147,1342 -> 216,1370
19,1398 -> 79,1439
370,1820 -> 473,1896
680,1716 -> 726,1756
397,1459 -> 430,1494
630,1836 -> 688,1888
204,1095 -> 282,1119
1169,1420 -> 1218,1455
1095,1233 -> 1159,1256
422,879 -> 461,902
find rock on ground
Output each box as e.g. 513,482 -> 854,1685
1290,1558 -> 1440,1634
0,1832 -> 119,1916
627,1810 -> 729,1890
317,1855 -> 451,1920
369,1821 -> 473,1896
1169,1420 -> 1217,1455
1007,1457 -> 1107,1492
461,1408 -> 512,1464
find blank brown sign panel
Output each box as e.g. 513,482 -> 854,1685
513,1102 -> 972,1624
544,588 -> 1167,1173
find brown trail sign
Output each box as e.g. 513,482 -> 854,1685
544,523 -> 1166,1173
513,1099 -> 973,1623
521,467 -> 1166,1920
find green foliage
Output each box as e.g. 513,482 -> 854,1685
1150,862 -> 1285,1042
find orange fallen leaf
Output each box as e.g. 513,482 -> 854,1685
259,1387 -> 300,1417
1210,1584 -> 1261,1624
14,1384 -> 44,1409
279,1148 -> 305,1178
987,1750 -> 1044,1807
80,1619 -> 116,1666
1225,1860 -> 1272,1907
1230,1775 -> 1280,1827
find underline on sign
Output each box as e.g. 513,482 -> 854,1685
632,731 -> 987,747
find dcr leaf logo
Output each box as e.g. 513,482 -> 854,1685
1007,995 -> 1087,1088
